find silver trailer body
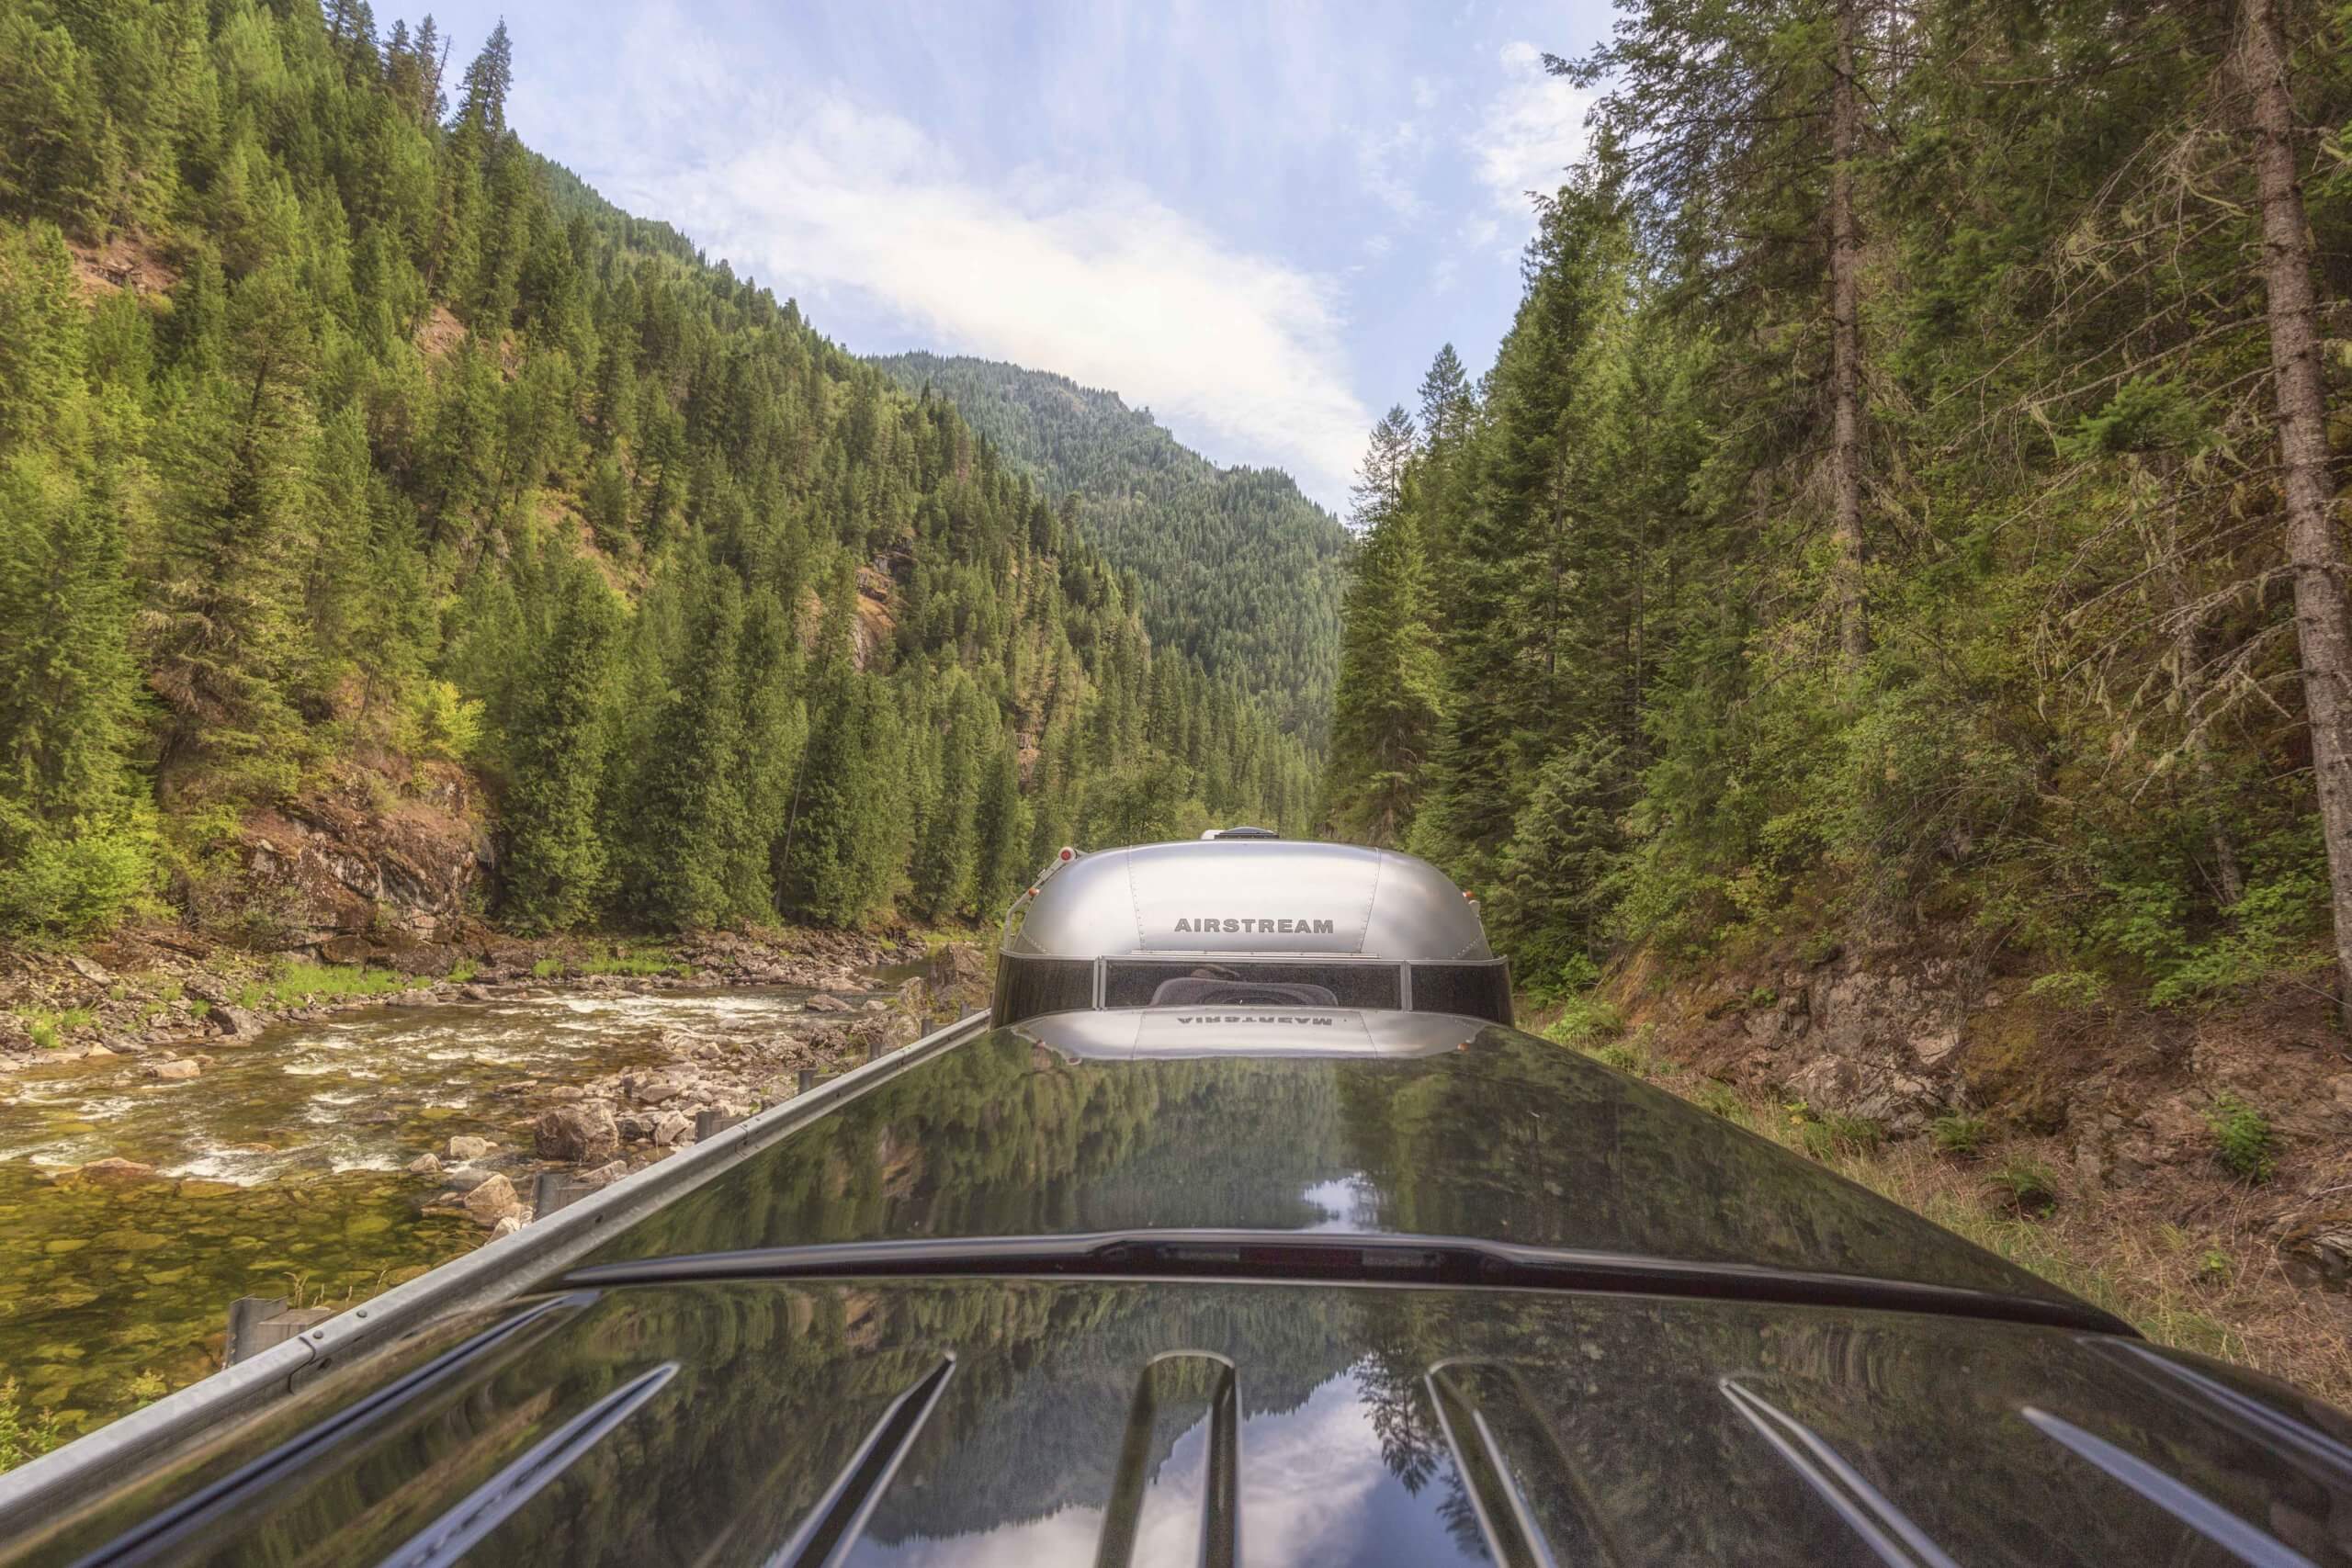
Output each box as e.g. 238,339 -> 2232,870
994,839 -> 1511,1026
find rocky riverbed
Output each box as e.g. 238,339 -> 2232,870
0,932 -> 990,1448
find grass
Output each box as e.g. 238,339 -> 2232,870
530,947 -> 688,980
1528,993 -> 2352,1403
243,962 -> 417,1010
0,1380 -> 63,1472
13,1008 -> 95,1051
447,958 -> 479,985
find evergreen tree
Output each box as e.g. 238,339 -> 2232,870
500,552 -> 620,932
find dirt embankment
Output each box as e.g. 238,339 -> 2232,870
1,744 -> 1002,1071
1587,927 -> 2352,1397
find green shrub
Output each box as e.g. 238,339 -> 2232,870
1692,1082 -> 1746,1121
531,956 -> 564,979
1592,1042 -> 1646,1074
0,801 -> 159,938
1799,1111 -> 1882,1160
1929,1113 -> 1991,1157
447,958 -> 480,985
2196,1249 -> 2233,1289
1987,1158 -> 2059,1217
2204,1094 -> 2276,1182
1542,993 -> 1624,1050
2025,970 -> 2106,1009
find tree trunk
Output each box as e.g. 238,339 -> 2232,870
1828,0 -> 1870,669
2244,0 -> 2352,1028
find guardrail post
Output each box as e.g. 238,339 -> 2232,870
797,1067 -> 816,1093
223,1299 -> 330,1367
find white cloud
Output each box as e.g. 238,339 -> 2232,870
533,6 -> 1373,506
1466,39 -> 1594,231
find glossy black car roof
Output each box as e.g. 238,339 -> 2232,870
10,1012 -> 2352,1567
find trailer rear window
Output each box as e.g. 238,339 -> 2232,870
1408,961 -> 1513,1026
1102,961 -> 1403,1011
993,956 -> 1096,1026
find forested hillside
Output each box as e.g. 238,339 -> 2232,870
1327,0 -> 2352,1015
0,0 -> 1318,943
873,353 -> 1349,747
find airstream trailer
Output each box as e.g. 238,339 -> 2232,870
992,838 -> 1512,1027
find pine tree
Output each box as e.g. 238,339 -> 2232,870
1326,407 -> 1442,846
501,553 -> 620,932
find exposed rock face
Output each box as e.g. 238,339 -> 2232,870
536,1102 -> 619,1163
207,762 -> 491,953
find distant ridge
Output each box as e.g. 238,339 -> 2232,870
874,353 -> 1349,749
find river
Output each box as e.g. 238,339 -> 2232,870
0,984 -> 849,1445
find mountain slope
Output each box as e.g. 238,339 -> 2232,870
0,4 -> 1318,945
873,354 -> 1350,749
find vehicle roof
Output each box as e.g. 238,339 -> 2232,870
16,1015 -> 2352,1567
19,1276 -> 2351,1567
571,1014 -> 2076,1309
1002,840 -> 1495,961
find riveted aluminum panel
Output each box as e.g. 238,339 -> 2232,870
1003,840 -> 1492,963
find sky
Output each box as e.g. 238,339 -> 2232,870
423,0 -> 1619,513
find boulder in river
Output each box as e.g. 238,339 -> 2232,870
446,1135 -> 496,1161
406,1152 -> 442,1177
76,1156 -> 158,1182
207,1002 -> 267,1038
804,993 -> 851,1013
462,1174 -> 521,1225
145,1058 -> 201,1080
536,1102 -> 619,1162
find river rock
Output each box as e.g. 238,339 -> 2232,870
209,1003 -> 266,1038
145,1058 -> 201,1080
442,1166 -> 496,1193
77,1156 -> 157,1182
629,1075 -> 684,1106
81,1044 -> 116,1059
488,1214 -> 524,1239
406,1152 -> 442,1176
2280,1213 -> 2352,1292
579,1160 -> 629,1187
463,1174 -> 522,1225
536,1102 -> 619,1162
805,993 -> 851,1013
616,1111 -> 656,1142
652,1111 -> 694,1148
446,1135 -> 496,1161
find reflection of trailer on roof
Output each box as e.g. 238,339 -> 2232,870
992,834 -> 1511,1026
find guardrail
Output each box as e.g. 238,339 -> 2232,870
0,1007 -> 993,1532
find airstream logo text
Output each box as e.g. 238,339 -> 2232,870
1171,917 -> 1337,935
1175,1014 -> 1335,1026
